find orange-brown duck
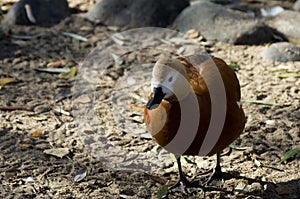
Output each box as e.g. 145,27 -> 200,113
144,54 -> 246,191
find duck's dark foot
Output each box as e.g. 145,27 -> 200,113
203,162 -> 223,186
169,175 -> 201,195
169,175 -> 191,194
196,153 -> 224,186
170,155 -> 202,194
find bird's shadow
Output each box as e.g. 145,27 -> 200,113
183,171 -> 300,198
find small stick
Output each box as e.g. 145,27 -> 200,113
0,105 -> 31,111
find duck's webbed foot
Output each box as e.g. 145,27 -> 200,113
196,153 -> 223,186
203,160 -> 222,186
169,156 -> 201,194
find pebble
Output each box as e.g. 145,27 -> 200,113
249,182 -> 262,194
295,112 -> 300,119
265,120 -> 275,126
260,6 -> 284,17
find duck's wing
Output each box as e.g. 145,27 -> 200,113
176,54 -> 211,95
176,54 -> 241,102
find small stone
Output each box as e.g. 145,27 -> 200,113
260,6 -> 284,17
185,29 -> 199,39
265,120 -> 275,126
235,180 -> 249,193
261,42 -> 300,62
24,177 -> 36,183
249,182 -> 262,194
295,112 -> 300,119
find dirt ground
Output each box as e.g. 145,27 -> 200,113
1,1 -> 300,199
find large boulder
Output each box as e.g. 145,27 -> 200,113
267,10 -> 300,43
172,1 -> 273,45
84,0 -> 189,28
2,0 -> 70,27
293,0 -> 300,11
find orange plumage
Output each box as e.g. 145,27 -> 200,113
144,54 -> 246,190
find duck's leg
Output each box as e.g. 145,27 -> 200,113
204,152 -> 223,185
169,155 -> 191,194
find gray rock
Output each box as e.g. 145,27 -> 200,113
261,42 -> 300,62
84,0 -> 189,28
293,0 -> 300,11
267,10 -> 300,43
211,0 -> 240,5
172,1 -> 273,45
2,0 -> 70,27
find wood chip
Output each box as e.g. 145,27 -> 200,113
0,105 -> 31,111
47,60 -> 66,68
43,148 -> 69,158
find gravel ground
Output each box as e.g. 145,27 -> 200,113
0,1 -> 299,198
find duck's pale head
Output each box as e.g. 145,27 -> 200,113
146,57 -> 191,110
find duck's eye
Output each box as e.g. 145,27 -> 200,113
168,76 -> 173,82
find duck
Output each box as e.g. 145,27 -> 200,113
144,54 -> 246,191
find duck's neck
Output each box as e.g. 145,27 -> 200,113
165,92 -> 192,104
165,95 -> 178,103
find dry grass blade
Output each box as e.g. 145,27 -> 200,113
62,31 -> 87,42
11,34 -> 41,40
229,144 -> 248,151
243,100 -> 279,106
280,148 -> 300,163
278,73 -> 300,78
36,67 -> 70,73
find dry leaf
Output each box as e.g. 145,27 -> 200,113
30,130 -> 41,138
0,78 -> 16,86
74,95 -> 91,104
235,180 -> 249,193
43,148 -> 69,158
74,170 -> 87,182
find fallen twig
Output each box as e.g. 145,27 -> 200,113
0,105 -> 32,111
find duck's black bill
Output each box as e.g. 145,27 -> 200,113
146,87 -> 166,110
